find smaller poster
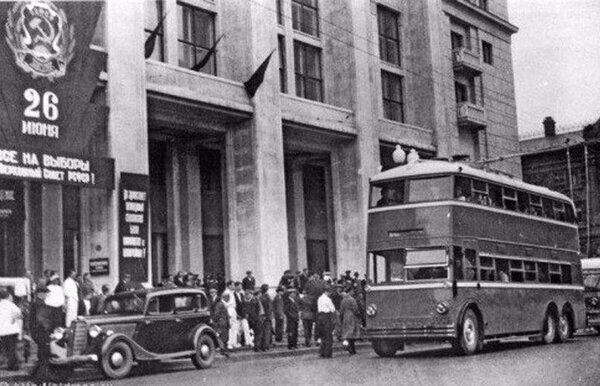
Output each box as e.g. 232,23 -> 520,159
0,179 -> 23,221
118,173 -> 149,282
89,258 -> 109,276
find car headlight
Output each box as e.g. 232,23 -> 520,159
88,325 -> 103,338
366,304 -> 377,316
51,327 -> 65,340
436,302 -> 449,315
591,297 -> 599,307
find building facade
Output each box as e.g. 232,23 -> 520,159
0,0 -> 520,288
521,118 -> 600,257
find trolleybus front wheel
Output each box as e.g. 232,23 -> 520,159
556,312 -> 572,343
456,309 -> 481,355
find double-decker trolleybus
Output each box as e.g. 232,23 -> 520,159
362,159 -> 585,356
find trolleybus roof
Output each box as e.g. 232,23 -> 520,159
370,160 -> 572,203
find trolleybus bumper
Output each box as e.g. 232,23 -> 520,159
362,325 -> 456,340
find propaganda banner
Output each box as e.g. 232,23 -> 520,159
0,1 -> 114,186
119,173 -> 149,282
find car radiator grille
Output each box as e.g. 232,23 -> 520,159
69,320 -> 88,356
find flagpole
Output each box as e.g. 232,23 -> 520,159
585,144 -> 591,257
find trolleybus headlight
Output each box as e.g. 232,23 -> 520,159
51,327 -> 65,340
366,304 -> 377,316
435,302 -> 449,315
88,325 -> 103,338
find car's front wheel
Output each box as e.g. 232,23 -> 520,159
191,334 -> 216,369
100,341 -> 134,379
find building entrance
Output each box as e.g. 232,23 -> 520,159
285,156 -> 335,275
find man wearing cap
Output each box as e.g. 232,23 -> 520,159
114,273 -> 134,294
63,269 -> 79,328
242,271 -> 255,292
316,286 -> 336,358
0,288 -> 22,370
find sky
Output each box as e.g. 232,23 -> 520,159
507,0 -> 600,138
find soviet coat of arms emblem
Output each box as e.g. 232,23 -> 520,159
5,1 -> 75,81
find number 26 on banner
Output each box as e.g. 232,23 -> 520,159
23,88 -> 59,121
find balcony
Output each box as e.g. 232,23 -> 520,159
457,102 -> 487,129
452,47 -> 482,76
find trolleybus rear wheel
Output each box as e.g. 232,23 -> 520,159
556,312 -> 571,343
542,312 -> 557,344
458,309 -> 480,355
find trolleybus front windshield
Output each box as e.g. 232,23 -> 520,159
369,248 -> 448,284
370,177 -> 451,208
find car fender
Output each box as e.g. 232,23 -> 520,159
192,324 -> 220,349
100,333 -> 135,356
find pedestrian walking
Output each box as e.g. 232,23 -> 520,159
316,287 -> 336,358
340,289 -> 361,354
273,286 -> 285,342
63,269 -> 79,327
213,293 -> 231,357
0,288 -> 22,370
283,288 -> 299,349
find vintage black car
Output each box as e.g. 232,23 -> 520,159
47,287 -> 219,379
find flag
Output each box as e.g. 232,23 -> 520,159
244,50 -> 275,98
144,14 -> 167,59
191,34 -> 225,72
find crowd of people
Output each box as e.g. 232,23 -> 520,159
0,267 -> 370,371
180,268 -> 370,358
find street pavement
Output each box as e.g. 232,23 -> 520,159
3,335 -> 600,385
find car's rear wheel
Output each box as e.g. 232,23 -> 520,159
372,339 -> 402,357
100,341 -> 134,379
191,334 -> 216,369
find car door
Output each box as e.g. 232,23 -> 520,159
135,294 -> 176,354
172,293 -> 209,351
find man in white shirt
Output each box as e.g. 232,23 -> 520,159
316,287 -> 336,358
222,281 -> 240,349
0,288 -> 22,370
63,269 -> 79,327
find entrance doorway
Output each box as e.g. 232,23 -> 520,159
285,157 -> 335,275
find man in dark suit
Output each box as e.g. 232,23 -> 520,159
242,271 -> 255,292
254,284 -> 273,351
213,293 -> 231,357
283,288 -> 300,349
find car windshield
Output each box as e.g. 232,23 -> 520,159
103,293 -> 146,314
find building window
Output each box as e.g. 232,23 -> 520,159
276,0 -> 283,25
381,71 -> 404,122
278,35 -> 287,93
377,6 -> 401,66
144,0 -> 164,61
455,82 -> 468,103
177,3 -> 216,74
294,41 -> 322,101
451,32 -> 464,50
482,41 -> 493,65
292,0 -> 319,37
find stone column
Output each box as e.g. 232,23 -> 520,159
41,184 -> 63,278
105,0 -> 150,285
225,1 -> 289,286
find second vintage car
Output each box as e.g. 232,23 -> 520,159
47,287 -> 219,380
